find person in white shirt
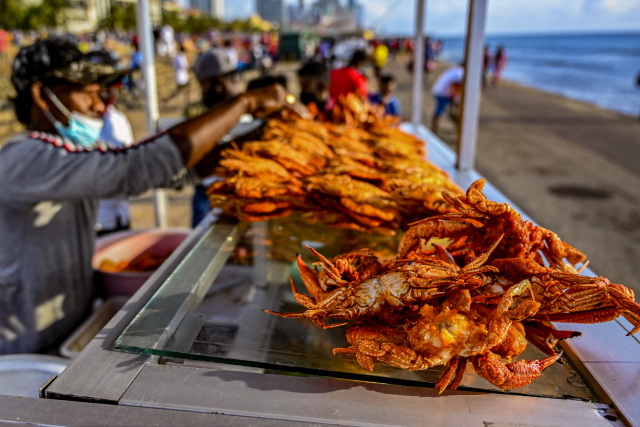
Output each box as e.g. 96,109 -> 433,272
223,39 -> 238,68
162,44 -> 191,105
158,25 -> 176,58
96,102 -> 134,235
431,64 -> 464,133
87,50 -> 135,235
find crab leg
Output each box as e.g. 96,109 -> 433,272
448,357 -> 468,391
435,357 -> 468,394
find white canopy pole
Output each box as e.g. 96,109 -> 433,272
136,0 -> 168,227
410,0 -> 426,126
456,0 -> 487,170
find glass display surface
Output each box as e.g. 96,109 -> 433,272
115,214 -> 594,400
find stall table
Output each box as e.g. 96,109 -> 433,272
6,126 -> 638,427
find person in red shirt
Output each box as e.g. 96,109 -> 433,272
329,49 -> 368,100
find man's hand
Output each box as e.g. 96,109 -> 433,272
241,84 -> 287,118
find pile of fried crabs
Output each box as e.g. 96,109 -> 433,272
208,94 -> 463,235
207,95 -> 640,392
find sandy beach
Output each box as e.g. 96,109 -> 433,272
2,54 -> 640,293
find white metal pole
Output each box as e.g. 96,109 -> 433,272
136,0 -> 168,227
456,0 -> 487,170
411,0 -> 426,126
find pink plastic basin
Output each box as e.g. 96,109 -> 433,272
93,228 -> 190,297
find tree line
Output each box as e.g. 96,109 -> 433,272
0,0 -> 69,31
0,0 -> 266,34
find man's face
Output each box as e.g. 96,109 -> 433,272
199,73 -> 240,108
47,83 -> 105,125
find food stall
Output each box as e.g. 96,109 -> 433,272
2,1 -> 638,425
0,122 -> 636,427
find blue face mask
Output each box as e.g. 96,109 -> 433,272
43,87 -> 104,148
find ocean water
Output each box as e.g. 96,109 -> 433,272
438,32 -> 640,117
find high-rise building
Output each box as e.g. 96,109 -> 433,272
256,0 -> 287,28
292,0 -> 361,33
60,0 -> 163,33
190,0 -> 224,18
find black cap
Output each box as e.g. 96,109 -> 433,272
297,60 -> 329,82
11,37 -> 123,93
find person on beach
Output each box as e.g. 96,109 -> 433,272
492,46 -> 507,87
431,64 -> 464,133
0,29 -> 9,67
124,40 -> 144,100
297,60 -> 331,119
0,37 -> 286,354
329,49 -> 368,101
482,45 -> 491,89
185,47 -> 241,227
162,44 -> 191,106
636,69 -> 640,120
369,74 -> 401,117
87,49 -> 136,236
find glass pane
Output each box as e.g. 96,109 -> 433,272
115,214 -> 594,400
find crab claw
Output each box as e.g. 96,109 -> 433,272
523,320 -> 581,356
472,351 -> 562,390
296,254 -> 325,301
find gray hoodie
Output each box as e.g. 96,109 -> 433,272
0,130 -> 191,353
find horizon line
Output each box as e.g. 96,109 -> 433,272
378,28 -> 640,39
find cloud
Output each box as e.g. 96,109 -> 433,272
598,0 -> 638,14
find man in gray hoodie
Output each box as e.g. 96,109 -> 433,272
0,37 -> 286,354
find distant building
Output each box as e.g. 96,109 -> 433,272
189,0 -> 224,18
287,0 -> 361,34
256,0 -> 287,28
353,2 -> 364,28
311,0 -> 340,18
59,0 -> 163,33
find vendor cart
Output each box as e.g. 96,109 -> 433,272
2,125 -> 638,427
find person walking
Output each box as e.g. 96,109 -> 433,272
492,46 -> 507,87
162,44 -> 191,106
482,45 -> 491,89
431,64 -> 464,133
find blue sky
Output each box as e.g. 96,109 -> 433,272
223,0 -> 640,36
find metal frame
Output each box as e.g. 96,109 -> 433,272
409,0 -> 487,170
410,0 -> 426,126
457,0 -> 487,170
136,0 -> 167,227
